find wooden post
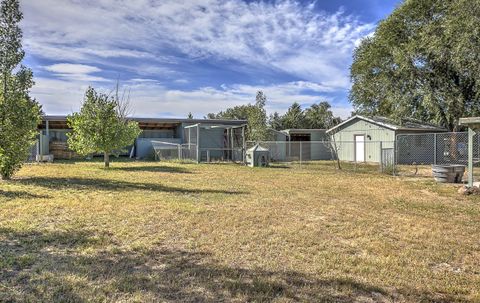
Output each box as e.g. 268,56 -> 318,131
468,127 -> 474,187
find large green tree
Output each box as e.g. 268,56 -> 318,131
304,101 -> 341,129
67,87 -> 141,168
268,111 -> 283,131
206,91 -> 268,141
280,102 -> 306,129
269,101 -> 341,131
0,0 -> 42,180
350,0 -> 480,131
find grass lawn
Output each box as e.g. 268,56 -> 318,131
1,160 -> 479,302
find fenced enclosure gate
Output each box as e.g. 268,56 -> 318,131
149,123 -> 247,163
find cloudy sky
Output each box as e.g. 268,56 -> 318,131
21,0 -> 400,119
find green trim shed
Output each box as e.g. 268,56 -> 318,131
326,115 -> 446,163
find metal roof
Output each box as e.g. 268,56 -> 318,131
42,115 -> 247,125
326,115 -> 447,133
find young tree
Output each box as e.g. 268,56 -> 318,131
0,0 -> 42,180
249,91 -> 269,141
67,87 -> 141,168
350,0 -> 480,131
187,112 -> 194,119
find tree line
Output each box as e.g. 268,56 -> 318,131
206,91 -> 342,142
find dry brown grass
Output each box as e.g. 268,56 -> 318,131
1,159 -> 479,302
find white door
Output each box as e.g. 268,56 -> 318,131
355,135 -> 365,162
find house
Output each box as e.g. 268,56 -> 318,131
326,115 -> 447,163
35,116 -> 247,162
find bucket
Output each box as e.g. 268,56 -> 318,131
432,165 -> 465,183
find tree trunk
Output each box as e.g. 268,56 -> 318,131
330,133 -> 342,170
104,152 -> 110,168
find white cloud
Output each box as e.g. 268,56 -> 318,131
44,63 -> 101,74
42,63 -> 109,82
31,77 -> 352,119
21,0 -> 373,88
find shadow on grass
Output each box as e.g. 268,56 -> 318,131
0,189 -> 50,200
17,177 -> 246,195
109,165 -> 192,174
0,227 -> 458,303
266,164 -> 292,169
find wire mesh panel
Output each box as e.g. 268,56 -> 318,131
396,132 -> 479,165
181,144 -> 197,161
183,124 -> 246,163
152,141 -> 181,160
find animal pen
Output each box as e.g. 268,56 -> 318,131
252,131 -> 478,176
152,123 -> 247,163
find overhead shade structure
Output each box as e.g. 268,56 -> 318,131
459,117 -> 480,187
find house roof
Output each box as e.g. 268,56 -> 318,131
326,115 -> 447,133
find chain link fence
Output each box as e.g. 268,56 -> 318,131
248,141 -> 396,174
396,132 -> 477,165
152,131 -> 479,180
395,132 -> 480,178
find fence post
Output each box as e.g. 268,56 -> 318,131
207,150 -> 210,163
468,128 -> 474,187
196,124 -> 201,163
379,141 -> 383,172
433,133 -> 437,164
393,136 -> 397,176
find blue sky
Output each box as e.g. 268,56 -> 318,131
21,0 -> 401,119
